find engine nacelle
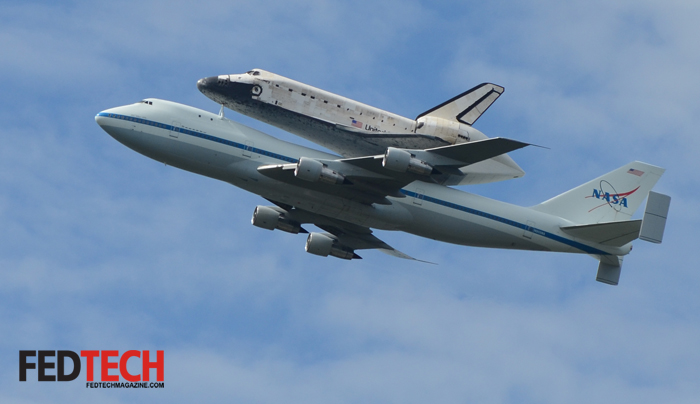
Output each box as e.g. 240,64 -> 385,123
305,232 -> 357,260
251,205 -> 279,230
251,206 -> 303,234
382,147 -> 433,176
294,157 -> 345,185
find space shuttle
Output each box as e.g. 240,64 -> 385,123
197,69 -> 524,185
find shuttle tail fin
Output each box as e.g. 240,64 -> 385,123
531,161 -> 666,224
416,83 -> 504,125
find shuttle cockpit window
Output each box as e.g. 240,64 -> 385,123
139,100 -> 153,105
246,70 -> 261,76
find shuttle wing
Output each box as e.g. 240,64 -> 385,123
334,123 -> 451,150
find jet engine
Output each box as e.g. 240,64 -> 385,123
305,232 -> 360,260
294,157 -> 346,185
382,147 -> 433,176
251,206 -> 305,234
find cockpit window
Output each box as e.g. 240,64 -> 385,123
246,70 -> 261,76
139,100 -> 153,105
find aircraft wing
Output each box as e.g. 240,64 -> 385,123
265,202 -> 430,262
258,163 -> 403,205
346,137 -> 530,173
258,137 -> 530,204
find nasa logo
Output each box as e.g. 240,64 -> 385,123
586,181 -> 640,212
591,188 -> 629,207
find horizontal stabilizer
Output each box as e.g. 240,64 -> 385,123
561,220 -> 641,247
639,191 -> 671,243
417,83 -> 505,125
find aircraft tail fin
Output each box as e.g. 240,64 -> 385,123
416,83 -> 504,125
531,161 -> 665,224
534,163 -> 670,286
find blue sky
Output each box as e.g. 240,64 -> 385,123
1,1 -> 699,403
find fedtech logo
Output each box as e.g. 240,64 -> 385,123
19,350 -> 164,389
586,180 -> 640,212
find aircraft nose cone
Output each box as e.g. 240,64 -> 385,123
95,110 -> 112,128
197,75 -> 254,104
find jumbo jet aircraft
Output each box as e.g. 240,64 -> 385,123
95,98 -> 670,285
196,69 -> 523,186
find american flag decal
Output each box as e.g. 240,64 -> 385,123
627,168 -> 644,177
351,119 -> 363,128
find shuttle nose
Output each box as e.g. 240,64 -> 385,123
196,76 -> 223,94
197,75 -> 254,104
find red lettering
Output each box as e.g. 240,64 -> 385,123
119,350 -> 141,382
142,350 -> 164,381
80,351 -> 99,382
101,350 -> 119,382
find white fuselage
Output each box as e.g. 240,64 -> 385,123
95,99 -> 629,259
